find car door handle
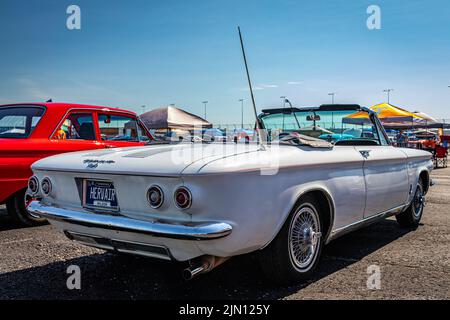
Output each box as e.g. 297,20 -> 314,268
359,150 -> 371,159
104,145 -> 115,149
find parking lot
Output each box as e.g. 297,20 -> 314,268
0,167 -> 449,300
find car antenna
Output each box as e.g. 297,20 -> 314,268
238,26 -> 265,148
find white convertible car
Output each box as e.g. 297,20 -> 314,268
28,105 -> 433,283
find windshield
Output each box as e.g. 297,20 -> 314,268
0,106 -> 45,138
260,109 -> 384,146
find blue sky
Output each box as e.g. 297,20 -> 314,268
1,0 -> 449,125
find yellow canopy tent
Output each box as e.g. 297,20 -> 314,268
344,103 -> 426,128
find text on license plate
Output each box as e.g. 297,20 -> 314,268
84,180 -> 118,210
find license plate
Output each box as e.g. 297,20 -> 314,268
83,180 -> 119,211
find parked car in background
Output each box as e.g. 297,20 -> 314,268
0,102 -> 153,226
415,130 -> 439,151
158,129 -> 191,142
28,104 -> 432,283
192,128 -> 227,142
231,128 -> 254,143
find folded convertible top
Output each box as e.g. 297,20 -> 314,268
280,132 -> 333,148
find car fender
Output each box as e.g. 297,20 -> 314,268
261,182 -> 336,250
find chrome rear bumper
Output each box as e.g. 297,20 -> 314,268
28,201 -> 233,241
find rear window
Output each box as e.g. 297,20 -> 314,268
0,106 -> 45,138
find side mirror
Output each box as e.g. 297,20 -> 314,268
307,115 -> 321,121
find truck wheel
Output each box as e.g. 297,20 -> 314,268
259,194 -> 323,284
6,189 -> 47,227
396,179 -> 424,228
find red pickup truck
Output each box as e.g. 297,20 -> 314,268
0,102 -> 154,226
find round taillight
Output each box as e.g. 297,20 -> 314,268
28,176 -> 39,195
41,178 -> 52,196
147,186 -> 164,209
174,187 -> 192,210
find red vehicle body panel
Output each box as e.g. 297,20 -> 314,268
0,103 -> 153,204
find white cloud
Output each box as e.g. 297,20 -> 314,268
288,81 -> 303,85
239,84 -> 278,91
16,77 -> 52,101
240,86 -> 264,91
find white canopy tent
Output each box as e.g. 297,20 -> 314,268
140,106 -> 212,130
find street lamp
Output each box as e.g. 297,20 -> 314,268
328,92 -> 336,104
239,99 -> 245,129
280,96 -> 287,131
383,89 -> 394,104
202,101 -> 208,119
280,96 -> 287,108
328,93 -> 337,129
141,105 -> 146,114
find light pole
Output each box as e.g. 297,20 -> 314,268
141,105 -> 146,114
202,101 -> 208,120
446,86 -> 450,127
280,96 -> 287,131
328,92 -> 336,104
280,96 -> 287,108
239,99 -> 245,129
383,89 -> 394,104
328,93 -> 337,129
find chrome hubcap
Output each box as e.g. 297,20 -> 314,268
289,205 -> 322,270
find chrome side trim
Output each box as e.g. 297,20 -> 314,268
28,201 -> 232,241
326,204 -> 407,243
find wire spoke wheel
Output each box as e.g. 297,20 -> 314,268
412,185 -> 424,219
288,204 -> 322,270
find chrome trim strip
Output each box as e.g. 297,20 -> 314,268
29,201 -> 232,241
326,204 -> 407,243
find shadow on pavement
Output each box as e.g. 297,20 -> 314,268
0,207 -> 50,231
0,208 -> 18,232
0,219 -> 413,300
0,208 -> 28,232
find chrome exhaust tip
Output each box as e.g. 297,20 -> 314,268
182,256 -> 230,280
182,266 -> 205,281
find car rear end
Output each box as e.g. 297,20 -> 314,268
28,163 -> 233,262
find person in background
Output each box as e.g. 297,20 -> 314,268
55,120 -> 69,140
396,130 -> 408,147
